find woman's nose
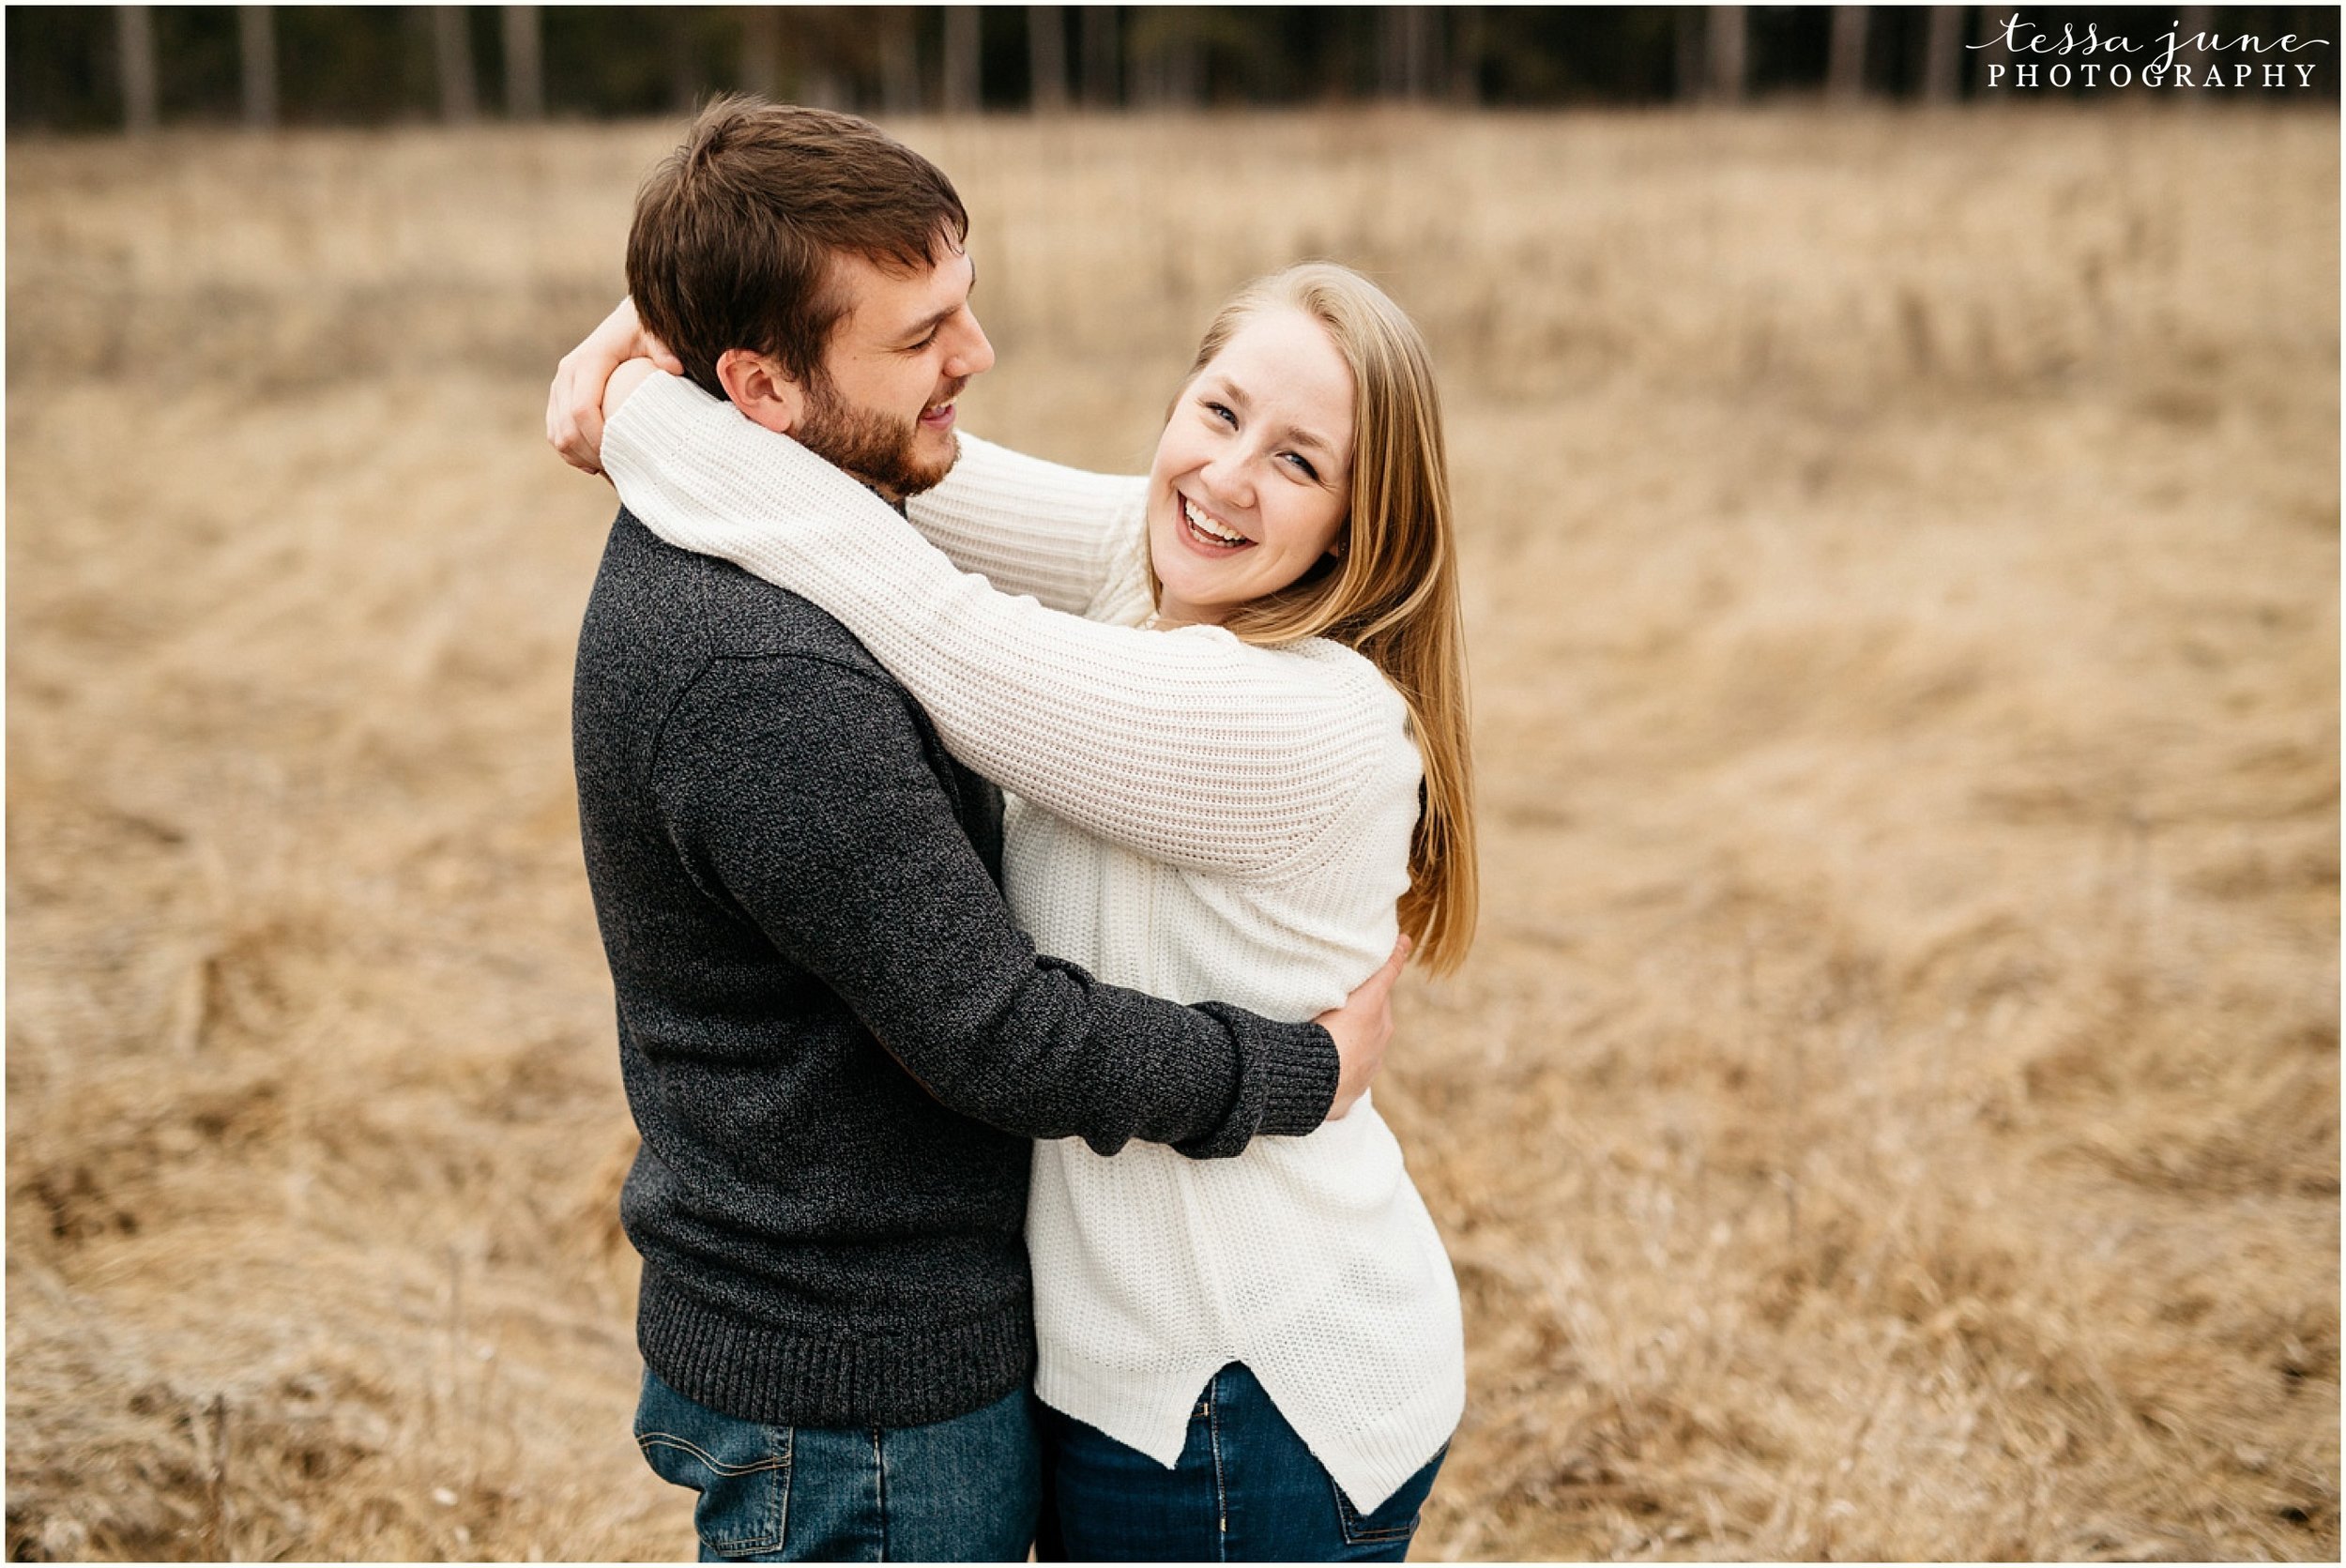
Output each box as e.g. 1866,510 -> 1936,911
1202,447 -> 1256,506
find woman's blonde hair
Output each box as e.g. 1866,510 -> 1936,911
1154,263 -> 1478,974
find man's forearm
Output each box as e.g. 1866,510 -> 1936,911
905,958 -> 1340,1160
658,649 -> 1336,1159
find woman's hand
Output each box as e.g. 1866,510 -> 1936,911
546,297 -> 684,477
1315,935 -> 1410,1120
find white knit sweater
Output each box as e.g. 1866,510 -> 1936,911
602,373 -> 1464,1513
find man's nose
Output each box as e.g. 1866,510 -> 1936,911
947,311 -> 996,380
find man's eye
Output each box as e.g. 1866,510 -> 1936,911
905,329 -> 940,352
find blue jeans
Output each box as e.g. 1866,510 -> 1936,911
632,1367 -> 1041,1561
1036,1362 -> 1448,1561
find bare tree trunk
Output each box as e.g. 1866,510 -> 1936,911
880,9 -> 921,116
1448,6 -> 1483,104
1921,7 -> 1963,101
667,11 -> 699,112
942,7 -> 980,114
1125,22 -> 1155,109
1028,6 -> 1068,112
1827,6 -> 1867,100
2175,7 -> 2214,72
1170,34 -> 1202,106
1707,6 -> 1747,102
1674,7 -> 1703,101
505,6 -> 545,119
1143,14 -> 1201,108
238,6 -> 277,128
434,6 -> 479,125
117,6 -> 159,133
2175,6 -> 2213,107
1380,7 -> 1439,99
1080,5 -> 1118,107
734,8 -> 778,99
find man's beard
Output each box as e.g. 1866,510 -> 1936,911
796,374 -> 957,500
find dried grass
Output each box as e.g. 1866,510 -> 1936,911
7,105 -> 2337,1560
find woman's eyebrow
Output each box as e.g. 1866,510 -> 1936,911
1203,375 -> 1250,409
1277,422 -> 1338,458
1208,376 -> 1338,458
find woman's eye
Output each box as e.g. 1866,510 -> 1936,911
1203,400 -> 1237,426
1284,452 -> 1320,481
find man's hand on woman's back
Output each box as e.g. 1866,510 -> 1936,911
1315,935 -> 1410,1119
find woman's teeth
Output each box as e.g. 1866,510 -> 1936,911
1183,498 -> 1248,548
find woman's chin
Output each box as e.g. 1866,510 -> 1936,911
1146,581 -> 1225,631
1149,545 -> 1240,627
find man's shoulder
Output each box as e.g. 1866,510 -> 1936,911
588,508 -> 890,681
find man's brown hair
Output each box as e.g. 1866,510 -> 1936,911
626,97 -> 969,399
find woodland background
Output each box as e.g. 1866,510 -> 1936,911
8,4 -> 2342,133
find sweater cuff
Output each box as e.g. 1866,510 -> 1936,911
603,369 -> 715,481
1253,1018 -> 1342,1137
1172,1009 -> 1337,1160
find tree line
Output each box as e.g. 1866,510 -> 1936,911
7,7 -> 2335,133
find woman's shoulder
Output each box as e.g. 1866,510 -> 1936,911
1281,635 -> 1409,706
1086,518 -> 1410,755
1178,626 -> 1415,760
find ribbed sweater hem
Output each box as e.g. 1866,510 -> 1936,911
1250,1351 -> 1465,1515
638,1264 -> 1037,1430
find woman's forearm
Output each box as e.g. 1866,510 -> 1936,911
905,434 -> 1143,617
603,373 -> 1403,880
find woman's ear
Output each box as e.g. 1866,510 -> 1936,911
716,349 -> 808,435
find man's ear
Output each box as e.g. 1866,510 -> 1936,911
715,349 -> 807,435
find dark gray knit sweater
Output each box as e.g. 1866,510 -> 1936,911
572,510 -> 1339,1430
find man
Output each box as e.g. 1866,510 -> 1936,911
552,99 -> 1399,1561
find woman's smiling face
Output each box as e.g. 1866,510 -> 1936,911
1146,307 -> 1355,630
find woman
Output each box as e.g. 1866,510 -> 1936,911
594,263 -> 1474,1561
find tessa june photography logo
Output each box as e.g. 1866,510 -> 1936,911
1973,12 -> 2331,90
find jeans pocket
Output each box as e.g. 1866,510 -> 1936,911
1331,1443 -> 1448,1547
634,1372 -> 793,1559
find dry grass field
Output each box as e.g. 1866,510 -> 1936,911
7,104 -> 2338,1561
